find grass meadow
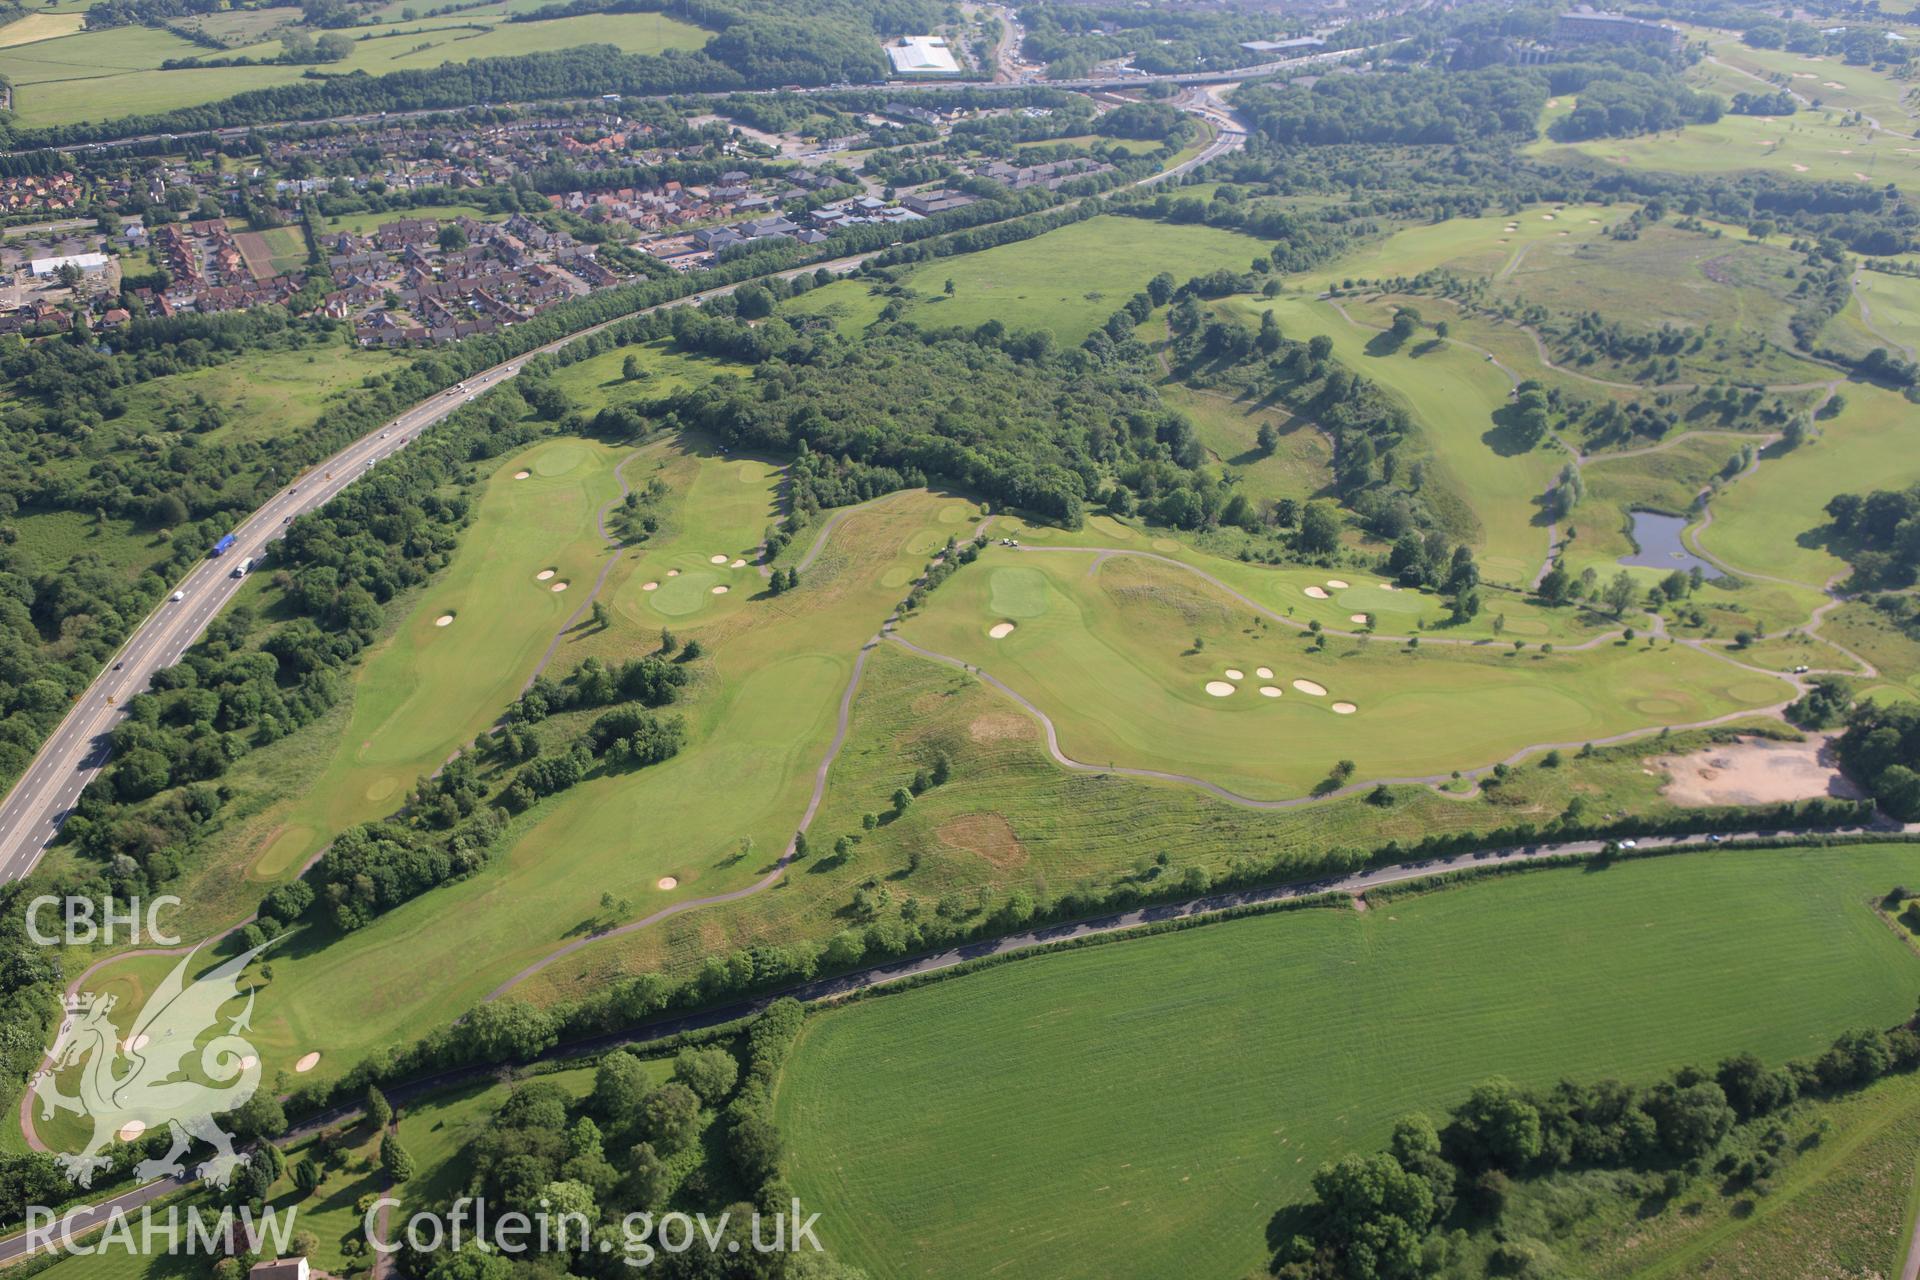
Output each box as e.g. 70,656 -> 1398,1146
782,216 -> 1275,345
773,844 -> 1920,1280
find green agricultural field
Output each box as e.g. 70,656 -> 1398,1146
0,11 -> 86,47
893,548 -> 1788,798
784,215 -> 1274,344
0,8 -> 705,126
1296,208 -> 1829,384
1291,202 -> 1626,294
312,10 -> 706,75
774,844 -> 1920,1280
110,341 -> 403,452
1230,293 -> 1561,586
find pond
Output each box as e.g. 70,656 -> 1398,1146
1619,510 -> 1723,580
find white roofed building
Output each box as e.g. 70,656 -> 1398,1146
888,35 -> 960,74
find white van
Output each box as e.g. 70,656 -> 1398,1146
231,557 -> 254,578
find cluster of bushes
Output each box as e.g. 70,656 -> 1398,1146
1836,701 -> 1920,820
1276,1019 -> 1920,1280
1821,484 -> 1920,590
905,533 -> 987,612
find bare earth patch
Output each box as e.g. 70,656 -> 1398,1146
969,713 -> 1032,742
1648,733 -> 1862,807
937,812 -> 1027,869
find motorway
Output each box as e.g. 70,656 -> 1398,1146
41,42 -> 1352,157
0,251 -> 890,883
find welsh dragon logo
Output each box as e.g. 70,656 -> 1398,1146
32,942 -> 267,1189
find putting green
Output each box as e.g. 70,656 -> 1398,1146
989,566 -> 1053,618
1335,584 -> 1422,618
650,569 -> 723,616
533,441 -> 586,476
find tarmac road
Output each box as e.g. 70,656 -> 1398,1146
0,251 -> 879,884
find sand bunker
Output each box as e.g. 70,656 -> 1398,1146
709,554 -> 729,564
127,1033 -> 150,1053
1292,679 -> 1328,696
657,876 -> 678,890
513,470 -> 530,480
1327,579 -> 1350,589
1332,702 -> 1357,715
116,1120 -> 147,1143
1255,667 -> 1273,679
1792,163 -> 1810,171
550,581 -> 569,592
1259,686 -> 1282,698
642,581 -> 659,591
1541,213 -> 1556,220
1304,586 -> 1329,599
731,558 -> 747,568
1204,681 -> 1236,697
1377,582 -> 1394,591
239,1055 -> 257,1070
1350,614 -> 1369,624
667,569 -> 680,577
1224,668 -> 1244,680
711,585 -> 729,594
435,614 -> 455,627
536,569 -> 555,581
294,1051 -> 321,1073
988,621 -> 1016,638
1650,733 -> 1863,807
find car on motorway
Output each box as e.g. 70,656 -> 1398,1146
170,590 -> 184,602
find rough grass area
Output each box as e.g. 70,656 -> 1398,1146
782,215 -> 1274,345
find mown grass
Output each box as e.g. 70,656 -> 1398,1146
1226,292 -> 1562,586
1532,112 -> 1920,201
893,548 -> 1788,798
1701,383 -> 1920,588
773,844 -> 1920,1280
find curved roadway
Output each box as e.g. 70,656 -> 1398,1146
0,252 -> 880,882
